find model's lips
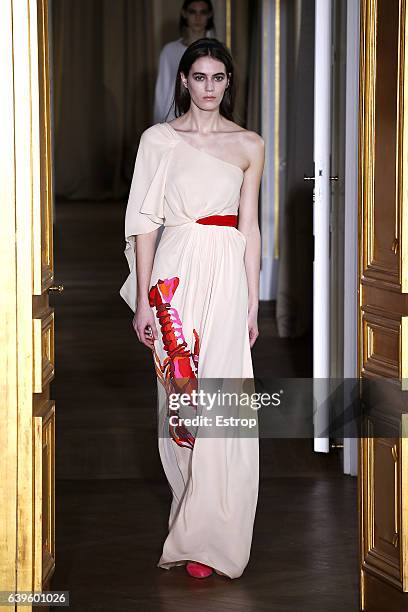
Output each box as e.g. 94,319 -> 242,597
203,96 -> 216,100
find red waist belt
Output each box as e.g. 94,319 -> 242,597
195,214 -> 238,228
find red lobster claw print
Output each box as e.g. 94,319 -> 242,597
149,277 -> 200,450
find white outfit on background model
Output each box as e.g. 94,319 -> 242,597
154,39 -> 186,123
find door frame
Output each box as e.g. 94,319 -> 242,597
343,0 -> 360,476
0,0 -> 18,594
0,0 -> 55,601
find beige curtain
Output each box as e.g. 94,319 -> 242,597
230,0 -> 250,126
246,1 -> 262,133
52,0 -> 155,200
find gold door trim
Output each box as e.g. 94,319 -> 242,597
401,316 -> 408,389
13,0 -> 38,590
33,401 -> 55,589
225,0 -> 231,50
34,0 -> 54,295
402,414 -> 408,590
359,0 -> 408,606
0,0 -> 55,602
33,309 -> 55,393
0,0 -> 18,595
399,0 -> 408,292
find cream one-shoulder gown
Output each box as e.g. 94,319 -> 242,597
120,122 -> 259,579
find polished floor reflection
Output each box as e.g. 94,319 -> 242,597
50,201 -> 359,611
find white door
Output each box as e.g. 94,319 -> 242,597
312,0 -> 332,453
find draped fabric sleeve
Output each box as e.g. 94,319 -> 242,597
119,125 -> 174,313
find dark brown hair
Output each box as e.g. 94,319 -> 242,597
179,0 -> 215,34
174,38 -> 236,121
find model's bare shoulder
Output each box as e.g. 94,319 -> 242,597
223,118 -> 262,139
237,130 -> 265,172
240,129 -> 265,152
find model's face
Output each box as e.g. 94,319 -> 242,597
182,1 -> 212,33
181,56 -> 230,112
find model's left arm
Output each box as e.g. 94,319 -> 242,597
237,132 -> 265,348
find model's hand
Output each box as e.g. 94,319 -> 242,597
133,303 -> 158,350
248,308 -> 259,349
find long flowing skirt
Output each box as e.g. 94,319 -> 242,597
149,223 -> 259,579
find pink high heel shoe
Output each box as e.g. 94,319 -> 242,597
185,561 -> 213,578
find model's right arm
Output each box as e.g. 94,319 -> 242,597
119,126 -> 169,347
133,230 -> 159,349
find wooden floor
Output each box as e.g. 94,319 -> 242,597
49,201 -> 359,611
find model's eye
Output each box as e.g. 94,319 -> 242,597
194,75 -> 205,81
187,8 -> 209,15
214,75 -> 225,82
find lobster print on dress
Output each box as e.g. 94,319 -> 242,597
148,276 -> 200,450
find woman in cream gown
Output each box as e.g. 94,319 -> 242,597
120,39 -> 264,579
